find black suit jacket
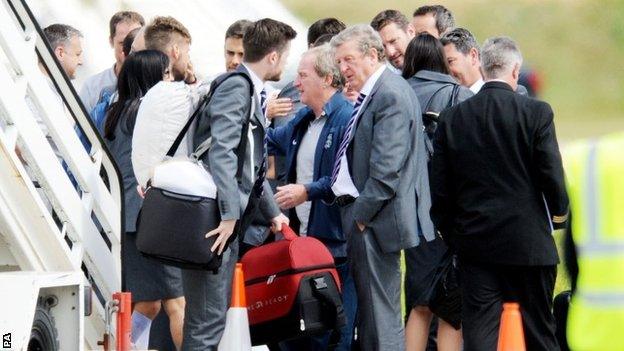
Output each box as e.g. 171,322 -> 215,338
430,81 -> 569,265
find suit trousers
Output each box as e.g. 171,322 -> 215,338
342,203 -> 404,351
180,237 -> 239,350
460,260 -> 559,351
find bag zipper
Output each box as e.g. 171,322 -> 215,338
245,263 -> 335,286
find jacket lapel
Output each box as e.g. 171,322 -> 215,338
314,119 -> 333,178
348,68 -> 388,147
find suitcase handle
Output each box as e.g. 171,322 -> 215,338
279,224 -> 298,241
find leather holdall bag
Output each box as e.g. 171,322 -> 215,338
136,72 -> 254,271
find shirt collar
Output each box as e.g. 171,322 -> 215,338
360,65 -> 387,96
241,63 -> 264,97
469,78 -> 485,94
485,78 -> 508,84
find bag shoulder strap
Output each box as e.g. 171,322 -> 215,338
166,72 -> 254,157
310,274 -> 346,330
423,83 -> 457,113
448,84 -> 461,108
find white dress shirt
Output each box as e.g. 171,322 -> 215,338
241,63 -> 267,180
331,65 -> 387,198
469,78 -> 485,94
241,63 -> 265,118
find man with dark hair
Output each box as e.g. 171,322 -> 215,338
144,16 -> 196,84
43,23 -> 83,80
441,28 -> 529,95
307,17 -> 346,49
241,19 -> 297,66
440,27 -> 483,93
189,18 -> 294,349
370,9 -> 415,71
79,11 -> 144,113
412,4 -> 455,38
224,19 -> 253,72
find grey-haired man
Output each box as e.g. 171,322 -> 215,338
431,37 -> 567,351
330,25 -> 433,351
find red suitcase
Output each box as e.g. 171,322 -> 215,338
241,225 -> 345,345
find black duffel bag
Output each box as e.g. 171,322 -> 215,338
136,188 -> 222,270
135,72 -> 254,271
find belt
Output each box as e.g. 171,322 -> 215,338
335,195 -> 355,207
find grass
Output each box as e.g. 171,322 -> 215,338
282,0 -> 624,142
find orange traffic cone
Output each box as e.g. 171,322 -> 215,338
497,302 -> 526,351
218,263 -> 252,351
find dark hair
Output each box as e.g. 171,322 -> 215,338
109,11 -> 144,39
440,27 -> 479,55
370,10 -> 409,31
243,18 -> 297,63
307,18 -> 345,46
312,33 -> 335,47
225,19 -> 253,40
43,23 -> 82,50
122,27 -> 140,56
145,16 -> 192,53
413,5 -> 455,35
402,33 -> 449,79
104,50 -> 169,139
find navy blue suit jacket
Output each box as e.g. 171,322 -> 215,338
267,92 -> 353,257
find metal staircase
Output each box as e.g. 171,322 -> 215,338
0,0 -> 123,349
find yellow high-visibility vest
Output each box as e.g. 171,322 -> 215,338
565,132 -> 624,351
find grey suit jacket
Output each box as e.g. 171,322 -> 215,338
193,66 -> 281,230
346,68 -> 435,253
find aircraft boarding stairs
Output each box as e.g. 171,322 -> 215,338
0,0 -> 125,349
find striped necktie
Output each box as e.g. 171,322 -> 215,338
330,93 -> 366,185
260,88 -> 267,118
253,88 -> 269,196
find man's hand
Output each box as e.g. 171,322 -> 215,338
271,213 -> 290,233
205,219 -> 237,255
274,184 -> 308,210
266,97 -> 294,119
356,221 -> 365,232
185,62 -> 197,85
